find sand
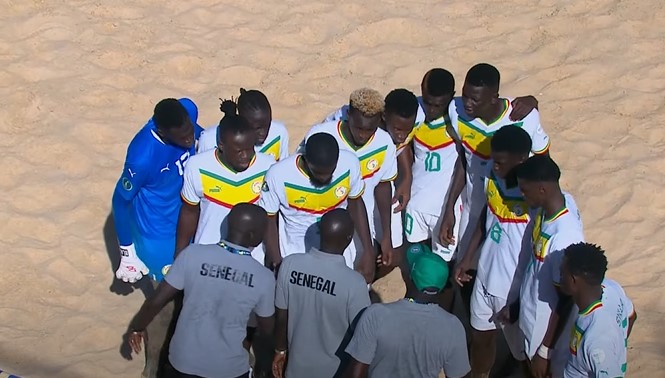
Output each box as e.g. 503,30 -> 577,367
0,0 -> 663,376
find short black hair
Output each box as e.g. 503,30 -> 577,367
153,98 -> 189,130
237,88 -> 271,115
384,89 -> 419,118
424,68 -> 455,97
491,126 -> 532,156
305,133 -> 339,167
515,155 -> 561,182
465,63 -> 500,90
564,243 -> 608,285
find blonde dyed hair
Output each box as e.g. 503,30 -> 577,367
349,88 -> 384,116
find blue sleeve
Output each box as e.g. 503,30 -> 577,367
111,142 -> 153,246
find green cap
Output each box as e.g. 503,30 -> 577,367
406,243 -> 449,294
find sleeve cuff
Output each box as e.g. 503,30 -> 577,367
181,193 -> 200,206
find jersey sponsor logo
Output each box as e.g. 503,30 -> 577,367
289,270 -> 337,296
160,163 -> 170,173
284,171 -> 351,214
122,177 -> 133,191
128,168 -> 136,178
200,263 -> 255,287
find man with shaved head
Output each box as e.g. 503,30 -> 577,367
126,203 -> 276,378
272,208 -> 371,378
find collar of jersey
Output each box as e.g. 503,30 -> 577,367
219,239 -> 252,253
422,115 -> 446,129
295,155 -> 310,178
544,198 -> 569,223
309,247 -> 346,263
215,150 -> 256,174
337,120 -> 375,151
578,298 -> 603,315
477,98 -> 510,126
150,127 -> 166,145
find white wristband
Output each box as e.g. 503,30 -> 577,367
537,344 -> 551,360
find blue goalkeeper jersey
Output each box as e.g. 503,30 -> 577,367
112,98 -> 203,273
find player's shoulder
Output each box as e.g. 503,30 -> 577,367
307,120 -> 339,137
188,148 -> 215,166
254,151 -> 277,168
372,127 -> 395,149
505,97 -> 541,127
270,120 -> 288,135
338,149 -> 361,165
267,154 -> 297,175
126,123 -> 164,162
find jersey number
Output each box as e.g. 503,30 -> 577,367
174,151 -> 191,176
489,222 -> 502,243
425,152 -> 441,172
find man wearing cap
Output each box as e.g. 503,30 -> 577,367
343,244 -> 471,378
272,208 -> 371,378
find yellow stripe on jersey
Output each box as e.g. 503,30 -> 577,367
396,123 -> 419,153
413,121 -> 454,151
200,169 -> 266,209
569,324 -> 583,356
486,176 -> 529,224
358,145 -> 388,179
284,170 -> 352,215
260,136 -> 281,161
457,100 -> 520,159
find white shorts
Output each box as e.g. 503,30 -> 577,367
404,201 -> 461,262
470,280 -> 526,360
374,200 -> 404,248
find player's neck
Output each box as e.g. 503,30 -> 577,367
543,190 -> 565,219
340,121 -> 364,149
575,286 -> 603,314
319,244 -> 344,256
225,234 -> 251,250
479,99 -> 505,124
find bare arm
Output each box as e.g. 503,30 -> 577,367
264,214 -> 281,269
129,281 -> 181,331
343,358 -> 369,378
374,181 -> 394,265
627,310 -> 637,339
348,197 -> 374,283
275,308 -> 288,351
453,206 -> 486,285
393,147 -> 413,212
175,201 -> 200,257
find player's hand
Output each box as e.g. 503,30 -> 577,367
380,238 -> 394,266
392,183 -> 410,213
116,244 -> 149,283
530,354 -> 550,378
453,257 -> 473,286
127,330 -> 146,355
272,352 -> 287,378
357,248 -> 377,284
509,95 -> 538,121
492,303 -> 519,325
438,209 -> 456,247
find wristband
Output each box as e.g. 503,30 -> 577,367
275,349 -> 287,355
536,344 -> 551,360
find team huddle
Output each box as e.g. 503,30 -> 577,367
113,64 -> 636,378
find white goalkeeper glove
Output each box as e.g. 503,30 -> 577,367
116,244 -> 149,283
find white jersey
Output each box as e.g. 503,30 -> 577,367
181,150 -> 274,245
449,97 -> 550,218
476,172 -> 531,300
408,115 -> 457,215
259,151 -> 365,261
519,192 -> 584,359
301,121 -> 397,238
564,299 -> 627,378
198,120 -> 290,161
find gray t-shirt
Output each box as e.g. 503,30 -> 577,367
345,300 -> 470,378
275,248 -> 370,378
165,242 -> 275,378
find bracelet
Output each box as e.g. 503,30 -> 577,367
536,344 -> 551,360
275,349 -> 287,355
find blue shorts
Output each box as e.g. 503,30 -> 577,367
133,233 -> 176,282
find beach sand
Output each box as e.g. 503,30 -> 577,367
0,0 -> 663,376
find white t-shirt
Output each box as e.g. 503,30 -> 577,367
476,172 -> 531,300
449,97 -> 550,217
181,150 -> 275,245
519,192 -> 584,358
301,121 -> 397,237
259,151 -> 365,257
408,115 -> 457,215
564,299 -> 627,378
197,120 -> 290,161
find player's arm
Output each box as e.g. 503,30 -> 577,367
453,206 -> 487,286
509,95 -> 539,121
175,161 -> 202,256
348,196 -> 374,283
259,169 -> 283,268
343,359 -> 369,378
627,310 -> 637,339
393,145 -> 413,212
438,152 -> 466,247
375,180 -> 394,266
279,127 -> 290,161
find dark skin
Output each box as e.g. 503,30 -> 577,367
157,118 -> 195,149
242,107 -> 272,146
342,109 -> 395,270
273,209 -> 354,378
127,204 -> 272,356
174,130 -> 257,256
383,112 -> 416,213
452,150 -> 528,376
495,179 -> 569,378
